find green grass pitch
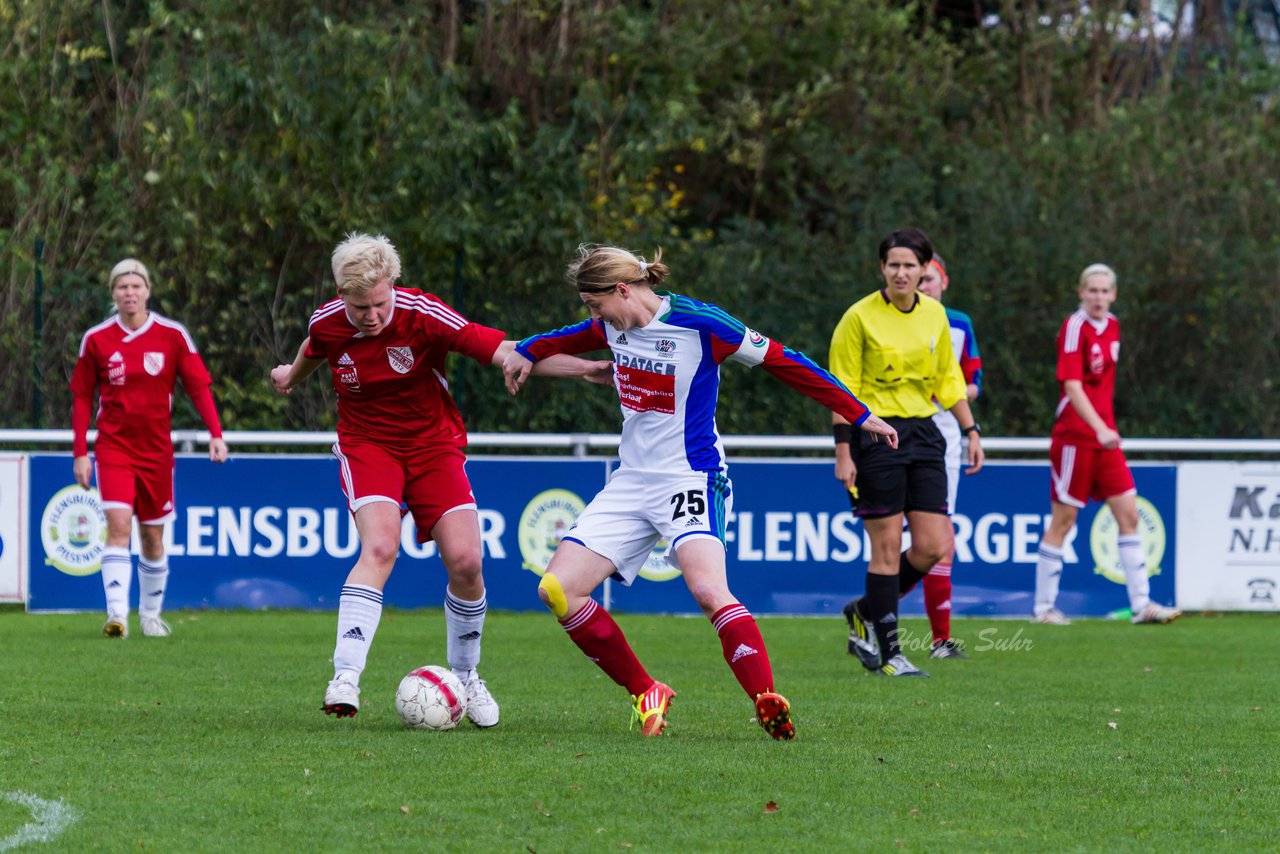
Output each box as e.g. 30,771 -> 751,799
0,607 -> 1275,851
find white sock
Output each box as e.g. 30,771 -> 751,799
1034,542 -> 1064,616
1118,534 -> 1150,611
333,584 -> 383,680
137,554 -> 169,618
101,546 -> 132,620
445,588 -> 486,678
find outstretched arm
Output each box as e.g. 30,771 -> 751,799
491,340 -> 612,394
271,338 -> 325,394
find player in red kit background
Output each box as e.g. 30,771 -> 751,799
70,258 -> 229,639
271,233 -> 609,725
1031,263 -> 1180,625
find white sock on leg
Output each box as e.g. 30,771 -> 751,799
101,546 -> 132,620
333,584 -> 383,681
137,554 -> 169,619
1117,534 -> 1150,612
1034,542 -> 1064,616
445,588 -> 486,678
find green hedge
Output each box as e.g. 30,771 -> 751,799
3,1 -> 1277,439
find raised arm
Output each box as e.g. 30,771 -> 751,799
271,337 -> 326,395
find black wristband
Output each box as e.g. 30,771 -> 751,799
834,424 -> 856,445
962,423 -> 981,436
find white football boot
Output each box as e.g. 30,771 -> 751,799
462,673 -> 500,728
1131,602 -> 1182,624
1031,607 -> 1072,625
322,672 -> 361,718
141,616 -> 172,638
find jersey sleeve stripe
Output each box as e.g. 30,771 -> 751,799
1063,311 -> 1085,353
79,318 -> 116,356
396,292 -> 467,329
152,314 -> 199,352
308,299 -> 345,329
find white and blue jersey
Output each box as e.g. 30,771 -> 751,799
517,291 -> 870,475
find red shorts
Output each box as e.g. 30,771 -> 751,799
1048,438 -> 1135,508
95,457 -> 176,525
333,440 -> 475,543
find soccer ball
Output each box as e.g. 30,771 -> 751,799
395,666 -> 467,731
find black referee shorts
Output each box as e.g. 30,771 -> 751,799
846,417 -> 949,519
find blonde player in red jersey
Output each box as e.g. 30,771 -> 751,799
271,233 -> 609,725
1032,263 -> 1180,626
71,259 -> 229,639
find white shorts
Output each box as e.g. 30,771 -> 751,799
932,409 -> 962,515
563,468 -> 733,585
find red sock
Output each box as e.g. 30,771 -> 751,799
712,604 -> 774,698
923,560 -> 952,643
560,599 -> 652,696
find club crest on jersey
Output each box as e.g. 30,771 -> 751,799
387,346 -> 414,374
655,339 -> 677,354
144,352 -> 165,376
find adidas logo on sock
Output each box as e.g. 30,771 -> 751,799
880,613 -> 898,624
731,643 -> 758,663
147,590 -> 164,597
342,627 -> 366,641
456,631 -> 481,641
107,580 -> 122,589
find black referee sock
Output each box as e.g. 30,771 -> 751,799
864,573 -> 901,662
898,551 -> 928,595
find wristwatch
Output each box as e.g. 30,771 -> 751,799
962,423 -> 981,436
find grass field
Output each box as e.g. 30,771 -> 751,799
1,607 -> 1276,852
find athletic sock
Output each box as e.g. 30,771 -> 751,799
559,599 -> 652,696
1034,542 -> 1065,616
444,588 -> 486,678
897,550 -> 928,595
333,584 -> 383,680
101,546 -> 132,620
711,603 -> 774,698
1117,534 -> 1150,611
864,572 -> 901,661
137,553 -> 169,619
923,558 -> 953,643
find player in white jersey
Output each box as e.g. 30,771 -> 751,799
504,244 -> 898,740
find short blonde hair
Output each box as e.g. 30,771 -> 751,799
568,244 -> 669,294
108,258 -> 151,291
331,232 -> 401,295
1079,263 -> 1117,290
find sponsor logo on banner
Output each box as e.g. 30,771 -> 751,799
41,485 -> 107,576
387,346 -> 414,374
517,489 -> 585,575
637,537 -> 679,582
1247,578 -> 1275,604
1090,496 -> 1165,584
143,352 -> 165,376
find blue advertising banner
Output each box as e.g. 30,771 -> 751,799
606,459 -> 1177,618
27,454 -> 608,613
27,454 -> 1176,617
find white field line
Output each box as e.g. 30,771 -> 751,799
0,792 -> 78,851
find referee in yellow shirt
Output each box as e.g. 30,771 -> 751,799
830,228 -> 984,677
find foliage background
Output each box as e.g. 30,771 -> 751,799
3,0 -> 1278,439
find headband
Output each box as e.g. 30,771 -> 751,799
929,259 -> 949,288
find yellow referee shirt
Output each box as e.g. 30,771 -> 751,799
829,290 -> 966,418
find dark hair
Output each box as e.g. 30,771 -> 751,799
878,228 -> 934,265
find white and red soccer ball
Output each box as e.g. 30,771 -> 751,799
395,665 -> 467,731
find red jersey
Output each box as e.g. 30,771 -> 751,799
70,313 -> 220,462
1052,309 -> 1120,444
304,287 -> 505,447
